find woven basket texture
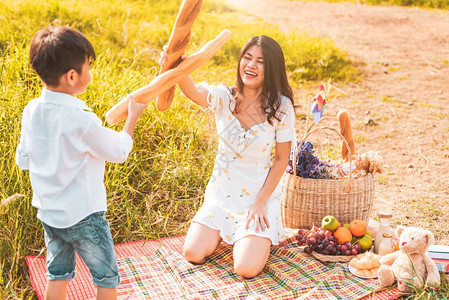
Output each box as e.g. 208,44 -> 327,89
281,172 -> 375,229
312,251 -> 355,263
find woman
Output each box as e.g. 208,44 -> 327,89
162,35 -> 295,278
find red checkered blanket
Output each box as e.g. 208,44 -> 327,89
26,235 -> 401,299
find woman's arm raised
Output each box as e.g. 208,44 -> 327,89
177,75 -> 210,108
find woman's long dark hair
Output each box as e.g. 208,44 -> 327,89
232,35 -> 294,125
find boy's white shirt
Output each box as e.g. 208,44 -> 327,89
16,88 -> 133,228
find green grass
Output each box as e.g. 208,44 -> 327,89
365,0 -> 449,8
289,0 -> 449,9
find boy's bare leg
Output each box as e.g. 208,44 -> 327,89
45,280 -> 68,300
97,287 -> 116,300
183,222 -> 222,264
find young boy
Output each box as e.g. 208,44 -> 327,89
15,26 -> 147,299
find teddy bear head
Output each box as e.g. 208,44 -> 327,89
395,226 -> 435,255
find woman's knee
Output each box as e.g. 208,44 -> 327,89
183,246 -> 206,264
234,261 -> 263,278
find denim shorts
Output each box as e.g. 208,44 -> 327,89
41,211 -> 120,288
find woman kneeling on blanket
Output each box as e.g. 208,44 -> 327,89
161,35 -> 295,278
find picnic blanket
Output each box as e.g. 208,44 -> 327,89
26,234 -> 401,299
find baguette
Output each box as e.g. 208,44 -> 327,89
105,29 -> 232,125
337,109 -> 355,161
156,0 -> 203,111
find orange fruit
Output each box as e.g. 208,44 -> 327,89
334,227 -> 353,244
349,219 -> 367,237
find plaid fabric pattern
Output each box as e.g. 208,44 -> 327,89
26,234 -> 401,299
114,237 -> 401,300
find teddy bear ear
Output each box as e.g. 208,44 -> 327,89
424,230 -> 435,246
395,225 -> 406,238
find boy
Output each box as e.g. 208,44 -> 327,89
15,26 -> 147,299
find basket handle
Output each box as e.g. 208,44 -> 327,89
304,116 -> 338,135
294,126 -> 354,186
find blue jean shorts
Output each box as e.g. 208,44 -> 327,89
41,211 -> 120,288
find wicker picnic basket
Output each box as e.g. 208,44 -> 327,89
281,126 -> 375,229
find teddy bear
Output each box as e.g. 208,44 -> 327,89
377,226 -> 440,293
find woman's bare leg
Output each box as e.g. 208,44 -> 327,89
183,222 -> 222,264
233,235 -> 271,278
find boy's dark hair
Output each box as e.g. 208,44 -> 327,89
29,26 -> 96,86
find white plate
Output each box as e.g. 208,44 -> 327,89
348,264 -> 378,279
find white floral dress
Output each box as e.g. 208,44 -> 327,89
192,83 -> 296,245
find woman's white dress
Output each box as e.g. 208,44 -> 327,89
192,83 -> 295,245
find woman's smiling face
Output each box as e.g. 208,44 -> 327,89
239,45 -> 264,90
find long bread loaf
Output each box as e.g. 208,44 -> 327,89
156,0 -> 203,111
337,109 -> 355,161
105,29 -> 232,125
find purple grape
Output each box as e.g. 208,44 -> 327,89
318,231 -> 326,239
322,250 -> 329,255
307,237 -> 317,245
304,246 -> 312,254
345,250 -> 352,256
351,249 -> 358,255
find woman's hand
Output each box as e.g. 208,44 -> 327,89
158,44 -> 186,69
245,200 -> 270,232
158,45 -> 168,68
158,44 -> 208,107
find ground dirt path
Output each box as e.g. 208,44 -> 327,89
230,0 -> 449,243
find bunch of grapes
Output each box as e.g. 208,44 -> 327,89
286,141 -> 340,179
296,227 -> 363,256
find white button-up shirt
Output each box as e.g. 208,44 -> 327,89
16,89 -> 133,228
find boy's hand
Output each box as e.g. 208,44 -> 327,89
122,95 -> 147,138
127,95 -> 147,120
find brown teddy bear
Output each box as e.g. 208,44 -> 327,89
377,226 -> 440,293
